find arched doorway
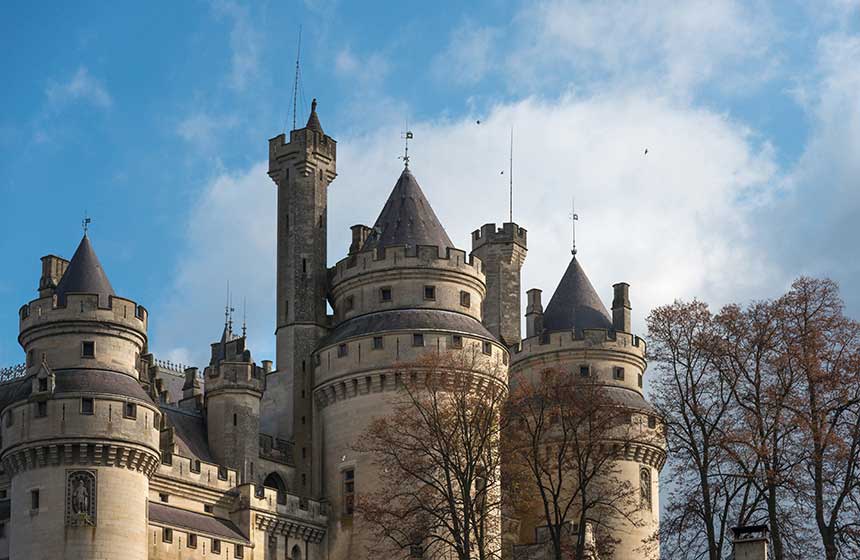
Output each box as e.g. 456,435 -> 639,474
263,472 -> 287,505
291,544 -> 302,560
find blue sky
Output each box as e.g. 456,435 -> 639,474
2,0 -> 859,369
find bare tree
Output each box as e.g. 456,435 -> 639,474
647,300 -> 747,560
354,349 -> 506,560
505,368 -> 644,560
777,277 -> 860,560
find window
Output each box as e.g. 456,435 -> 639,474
36,401 -> 47,418
233,413 -> 237,426
188,533 -> 198,548
0,522 -> 5,538
372,336 -> 384,350
235,544 -> 245,558
423,285 -> 436,300
380,287 -> 392,302
338,344 -> 348,358
191,459 -> 201,473
159,493 -> 169,503
412,333 -> 424,347
482,341 -> 492,355
344,295 -> 354,312
451,335 -> 463,349
460,291 -> 471,308
81,341 -> 95,358
343,469 -> 355,515
204,504 -> 214,514
640,467 -> 652,511
613,367 -> 625,381
38,377 -> 47,392
124,402 -> 137,419
579,365 -> 590,378
30,489 -> 39,510
218,466 -> 228,480
648,416 -> 657,429
212,539 -> 222,553
81,398 -> 94,415
638,373 -> 643,388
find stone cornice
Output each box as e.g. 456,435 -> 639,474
255,512 -> 326,543
1,440 -> 159,478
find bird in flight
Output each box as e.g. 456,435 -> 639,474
644,148 -> 649,155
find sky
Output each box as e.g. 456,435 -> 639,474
1,0 -> 859,371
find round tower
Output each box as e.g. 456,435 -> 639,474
318,168 -> 508,559
510,255 -> 666,560
2,235 -> 161,560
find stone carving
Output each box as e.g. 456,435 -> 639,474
640,467 -> 652,511
66,470 -> 97,527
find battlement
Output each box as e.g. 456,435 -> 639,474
156,451 -> 240,491
471,222 -> 528,251
205,359 -> 266,395
268,128 -> 337,186
19,293 -> 147,335
241,483 -> 329,528
513,328 -> 647,360
330,244 -> 483,288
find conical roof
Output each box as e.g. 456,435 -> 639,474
305,98 -> 323,134
361,168 -> 454,252
542,256 -> 612,334
54,235 -> 115,306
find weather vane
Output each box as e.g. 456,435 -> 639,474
399,128 -> 413,168
569,198 -> 579,256
82,212 -> 92,236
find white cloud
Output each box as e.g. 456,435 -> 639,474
212,0 -> 261,91
46,67 -> 112,109
431,24 -> 499,86
176,113 -> 240,151
334,47 -> 390,85
153,91 -> 780,365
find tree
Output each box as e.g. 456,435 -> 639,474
505,367 -> 645,560
647,300 -> 745,560
777,278 -> 860,560
354,349 -> 507,560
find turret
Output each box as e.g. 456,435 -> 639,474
612,282 -> 632,333
525,288 -> 543,338
204,327 -> 265,484
3,234 -> 161,560
265,98 -> 336,496
471,223 -> 528,346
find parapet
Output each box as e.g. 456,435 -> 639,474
513,328 -> 647,361
19,293 -> 147,336
268,127 -> 337,186
471,222 -> 527,251
329,244 -> 484,289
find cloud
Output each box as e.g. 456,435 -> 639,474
176,113 -> 240,152
431,24 -> 499,86
334,47 -> 390,85
212,0 -> 261,91
45,67 -> 112,109
153,91 -> 779,365
506,0 -> 776,95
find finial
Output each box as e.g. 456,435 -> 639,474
509,127 -> 514,223
311,98 -> 317,114
569,198 -> 579,256
242,296 -> 247,338
82,212 -> 91,237
399,128 -> 413,169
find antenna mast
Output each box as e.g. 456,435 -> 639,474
290,25 -> 303,131
509,128 -> 513,223
570,198 -> 579,256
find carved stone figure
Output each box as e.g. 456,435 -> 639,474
66,470 -> 97,527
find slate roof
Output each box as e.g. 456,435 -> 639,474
323,309 -> 493,347
604,386 -> 658,414
54,235 -> 115,306
0,499 -> 9,522
162,406 -> 214,464
3,368 -> 154,407
149,502 -> 248,543
361,168 -> 454,252
542,256 -> 613,334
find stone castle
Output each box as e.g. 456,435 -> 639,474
0,100 -> 666,559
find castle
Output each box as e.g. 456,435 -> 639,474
0,100 -> 665,559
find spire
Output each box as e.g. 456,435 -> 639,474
305,98 -> 323,134
541,255 -> 612,334
54,235 -> 116,306
361,168 -> 454,252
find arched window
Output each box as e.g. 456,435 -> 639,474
291,544 -> 303,559
263,472 -> 287,505
640,466 -> 652,511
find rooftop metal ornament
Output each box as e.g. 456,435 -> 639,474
82,213 -> 92,236
570,198 -> 579,256
399,130 -> 414,168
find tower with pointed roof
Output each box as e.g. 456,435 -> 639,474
509,252 -> 666,559
4,234 -> 160,560
266,98 -> 337,498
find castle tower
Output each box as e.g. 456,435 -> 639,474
204,325 -> 267,484
510,254 -> 666,559
266,99 -> 336,495
471,223 -> 528,346
2,234 -> 160,560
319,167 -> 507,559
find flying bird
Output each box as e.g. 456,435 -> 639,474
644,148 -> 649,155
476,120 -> 482,125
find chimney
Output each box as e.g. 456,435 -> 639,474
349,224 -> 372,254
612,282 -> 631,333
39,255 -> 70,298
732,525 -> 769,560
525,288 -> 543,338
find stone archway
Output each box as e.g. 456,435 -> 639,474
291,544 -> 302,560
263,472 -> 287,505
